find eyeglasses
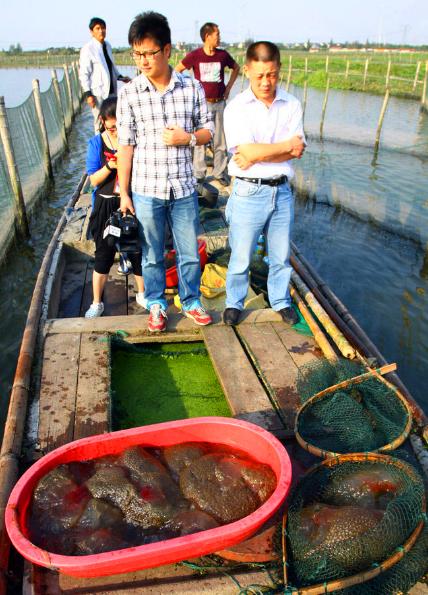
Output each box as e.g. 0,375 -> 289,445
130,48 -> 162,60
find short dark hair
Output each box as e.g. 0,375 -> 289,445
246,41 -> 281,65
128,12 -> 171,48
200,22 -> 218,42
89,17 -> 106,30
98,96 -> 117,132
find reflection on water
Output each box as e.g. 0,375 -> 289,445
289,84 -> 428,157
294,196 -> 428,412
294,139 -> 428,246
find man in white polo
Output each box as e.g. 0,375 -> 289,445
223,41 -> 306,327
79,17 -> 130,129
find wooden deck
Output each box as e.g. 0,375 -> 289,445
24,191 -> 328,592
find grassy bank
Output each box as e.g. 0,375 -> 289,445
2,49 -> 427,100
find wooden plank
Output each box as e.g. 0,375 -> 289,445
46,309 -> 287,335
38,333 -> 80,453
74,334 -> 110,440
103,266 -> 128,316
202,325 -> 284,433
237,322 -> 301,432
271,323 -> 323,368
74,192 -> 92,209
57,563 -> 272,594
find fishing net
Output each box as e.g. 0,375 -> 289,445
295,359 -> 412,456
285,454 -> 426,590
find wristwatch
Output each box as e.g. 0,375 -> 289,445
188,133 -> 197,148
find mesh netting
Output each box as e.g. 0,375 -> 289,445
296,360 -> 411,455
58,74 -> 72,129
285,456 -> 426,589
335,523 -> 428,594
40,83 -> 65,158
6,94 -> 46,201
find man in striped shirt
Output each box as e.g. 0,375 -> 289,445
117,12 -> 214,333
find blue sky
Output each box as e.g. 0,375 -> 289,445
1,0 -> 427,49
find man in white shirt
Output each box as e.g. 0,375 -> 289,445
223,41 -> 306,326
79,17 -> 130,129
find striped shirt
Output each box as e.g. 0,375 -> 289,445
117,69 -> 214,200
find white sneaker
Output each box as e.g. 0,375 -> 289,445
136,292 -> 148,310
117,259 -> 132,275
85,302 -> 104,318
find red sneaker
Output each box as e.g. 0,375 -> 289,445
183,303 -> 212,326
148,304 -> 167,332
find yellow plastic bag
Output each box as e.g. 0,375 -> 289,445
200,263 -> 227,298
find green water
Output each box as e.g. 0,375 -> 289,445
111,341 -> 231,429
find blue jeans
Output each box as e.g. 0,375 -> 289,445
225,179 -> 294,311
133,192 -> 201,311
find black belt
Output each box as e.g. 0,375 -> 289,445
236,175 -> 288,187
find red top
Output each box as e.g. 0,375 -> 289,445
182,47 -> 237,100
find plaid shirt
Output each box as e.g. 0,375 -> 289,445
117,69 -> 214,200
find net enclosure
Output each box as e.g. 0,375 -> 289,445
295,359 -> 413,457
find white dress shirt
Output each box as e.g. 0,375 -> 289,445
79,38 -> 120,100
224,86 -> 305,179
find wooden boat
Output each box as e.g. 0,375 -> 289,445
0,175 -> 426,594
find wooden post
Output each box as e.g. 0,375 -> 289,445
302,79 -> 308,121
421,61 -> 428,109
0,97 -> 30,238
286,55 -> 292,91
51,69 -> 68,149
363,58 -> 369,89
345,59 -> 350,80
320,77 -> 330,139
32,79 -> 53,180
413,61 -> 421,91
325,55 -> 329,74
385,59 -> 391,90
63,64 -> 74,123
374,88 -> 390,153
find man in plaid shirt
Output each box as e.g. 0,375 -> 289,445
117,12 -> 214,332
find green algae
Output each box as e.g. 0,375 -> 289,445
111,341 -> 231,429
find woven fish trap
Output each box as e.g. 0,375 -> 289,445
295,362 -> 413,458
283,453 -> 426,594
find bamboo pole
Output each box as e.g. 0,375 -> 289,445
363,58 -> 369,89
302,79 -> 308,121
385,59 -> 392,90
345,59 -> 350,80
291,269 -> 356,359
325,55 -> 329,74
0,174 -> 87,594
279,72 -> 284,88
319,76 -> 330,139
32,79 -> 53,180
304,57 -> 308,78
412,60 -> 421,91
0,97 -> 30,239
51,69 -> 68,149
374,88 -> 390,153
286,55 -> 292,91
421,61 -> 428,109
62,63 -> 73,125
290,286 -> 338,362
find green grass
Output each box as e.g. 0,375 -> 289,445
111,341 -> 231,429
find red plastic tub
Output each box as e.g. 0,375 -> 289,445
165,238 -> 208,288
6,417 -> 291,578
